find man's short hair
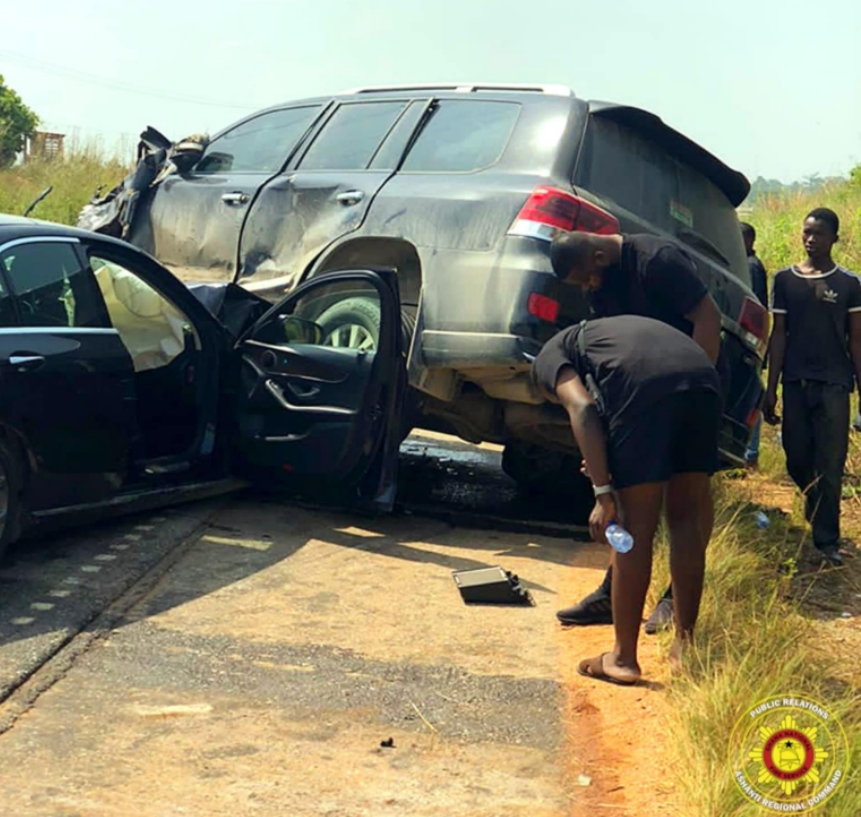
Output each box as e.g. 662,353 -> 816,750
550,231 -> 594,280
740,222 -> 756,244
806,207 -> 840,235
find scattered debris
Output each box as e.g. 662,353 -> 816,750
755,511 -> 770,530
380,737 -> 395,748
452,566 -> 534,605
578,775 -> 593,787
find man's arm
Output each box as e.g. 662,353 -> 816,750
646,246 -> 719,362
555,367 -> 616,542
684,294 -> 722,365
764,313 -> 786,424
849,313 -> 861,387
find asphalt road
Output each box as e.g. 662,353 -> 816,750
0,433 -> 600,817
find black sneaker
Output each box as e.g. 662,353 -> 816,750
644,597 -> 674,635
817,546 -> 845,567
556,587 -> 613,626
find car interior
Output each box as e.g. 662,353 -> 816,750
91,256 -> 204,461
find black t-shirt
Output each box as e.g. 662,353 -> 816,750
589,234 -> 708,336
748,253 -> 768,306
771,266 -> 861,389
531,315 -> 719,434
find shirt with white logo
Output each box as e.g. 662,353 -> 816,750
771,266 -> 861,388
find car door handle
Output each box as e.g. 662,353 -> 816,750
285,380 -> 321,400
221,192 -> 249,205
336,190 -> 364,206
8,354 -> 46,371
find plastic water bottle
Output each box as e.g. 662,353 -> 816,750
755,511 -> 770,530
606,523 -> 634,554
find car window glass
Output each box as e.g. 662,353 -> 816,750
574,117 -> 748,279
370,100 -> 429,170
298,102 -> 408,171
401,101 -> 520,173
255,280 -> 381,353
0,262 -> 16,327
196,106 -> 321,174
1,242 -> 108,328
90,255 -> 201,372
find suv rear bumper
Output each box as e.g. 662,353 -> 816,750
421,330 -> 542,369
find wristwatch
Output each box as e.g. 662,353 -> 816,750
593,484 -> 615,497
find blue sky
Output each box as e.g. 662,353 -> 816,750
3,0 -> 860,182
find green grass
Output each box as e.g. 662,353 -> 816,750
0,146 -> 128,226
746,180 -> 861,274
650,472 -> 860,816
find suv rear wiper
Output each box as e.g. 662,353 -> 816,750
678,227 -> 730,267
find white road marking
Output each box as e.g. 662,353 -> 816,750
94,554 -> 117,562
200,534 -> 272,552
135,525 -> 155,532
80,566 -> 102,573
31,602 -> 54,611
124,534 -> 142,541
10,617 -> 34,626
133,703 -> 213,717
48,590 -> 72,598
110,544 -> 130,551
63,577 -> 82,585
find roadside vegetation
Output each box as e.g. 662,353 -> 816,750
1,150 -> 860,815
654,178 -> 861,816
0,142 -> 129,225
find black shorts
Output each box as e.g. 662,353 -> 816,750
608,389 -> 720,489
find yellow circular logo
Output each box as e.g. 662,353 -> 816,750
729,696 -> 850,812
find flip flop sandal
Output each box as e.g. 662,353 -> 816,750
577,653 -> 639,686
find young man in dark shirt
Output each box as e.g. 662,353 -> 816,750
550,231 -> 722,632
765,208 -> 861,566
741,222 -> 768,467
532,315 -> 721,683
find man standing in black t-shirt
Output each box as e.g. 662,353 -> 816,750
765,208 -> 861,566
550,231 -> 722,632
532,315 -> 721,683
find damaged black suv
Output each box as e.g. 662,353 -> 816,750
83,83 -> 767,503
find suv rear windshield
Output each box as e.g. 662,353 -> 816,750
574,116 -> 748,278
401,100 -> 520,173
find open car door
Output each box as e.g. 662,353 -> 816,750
234,269 -> 405,509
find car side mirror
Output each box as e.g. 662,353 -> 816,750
170,136 -> 209,174
281,316 -> 324,345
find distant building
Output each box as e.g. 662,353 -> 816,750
24,131 -> 65,162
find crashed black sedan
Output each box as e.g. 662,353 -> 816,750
0,216 -> 405,559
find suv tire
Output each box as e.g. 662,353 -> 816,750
502,441 -> 593,522
0,439 -> 24,563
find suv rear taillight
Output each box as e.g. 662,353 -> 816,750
527,293 -> 560,323
508,187 -> 620,241
738,296 -> 769,355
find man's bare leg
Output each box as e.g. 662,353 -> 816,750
664,472 -> 711,669
580,482 -> 663,684
645,480 -> 713,633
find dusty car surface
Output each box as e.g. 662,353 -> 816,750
0,216 -> 406,559
82,83 -> 767,504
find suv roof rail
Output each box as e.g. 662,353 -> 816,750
339,83 -> 574,97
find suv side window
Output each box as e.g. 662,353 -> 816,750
401,100 -> 520,173
1,242 -> 109,328
196,106 -> 322,175
298,102 -> 408,171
